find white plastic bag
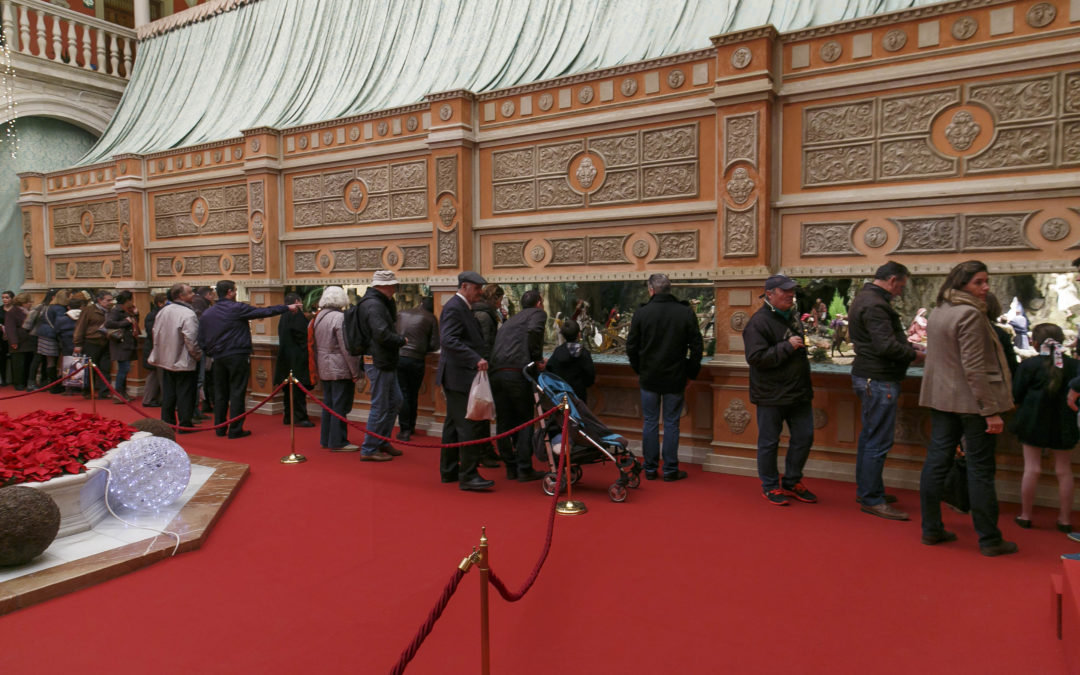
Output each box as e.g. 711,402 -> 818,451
465,370 -> 495,421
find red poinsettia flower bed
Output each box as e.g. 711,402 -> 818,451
0,409 -> 133,486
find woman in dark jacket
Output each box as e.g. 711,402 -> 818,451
4,292 -> 36,390
273,292 -> 314,426
472,284 -> 503,360
105,290 -> 139,402
546,319 -> 596,402
34,290 -> 69,393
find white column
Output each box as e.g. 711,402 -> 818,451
133,0 -> 151,28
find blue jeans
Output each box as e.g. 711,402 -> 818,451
114,359 -> 131,395
756,401 -> 814,491
640,388 -> 684,475
920,409 -> 1003,546
852,376 -> 900,506
361,364 -> 403,455
320,379 -> 355,449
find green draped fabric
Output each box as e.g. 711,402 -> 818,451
78,0 -> 937,164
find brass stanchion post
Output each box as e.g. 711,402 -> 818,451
89,359 -> 96,415
478,527 -> 490,675
556,396 -> 586,515
280,372 -> 307,464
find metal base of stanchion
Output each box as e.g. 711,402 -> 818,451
280,453 -> 307,464
556,500 -> 587,515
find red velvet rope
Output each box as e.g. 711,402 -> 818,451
388,567 -> 467,675
91,364 -> 288,432
293,379 -> 559,449
0,362 -> 89,400
486,403 -> 571,602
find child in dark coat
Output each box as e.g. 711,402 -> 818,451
1011,322 -> 1078,532
546,319 -> 595,402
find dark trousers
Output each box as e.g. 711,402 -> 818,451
755,400 -> 815,491
9,351 -> 31,389
920,409 -> 1003,546
281,379 -> 311,424
161,369 -> 196,427
491,370 -> 536,472
396,356 -> 426,433
0,342 -> 8,384
440,388 -> 487,483
320,379 -> 355,448
212,353 -> 250,437
81,341 -> 110,395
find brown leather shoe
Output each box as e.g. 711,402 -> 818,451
860,502 -> 909,521
380,444 -> 403,457
360,450 -> 393,462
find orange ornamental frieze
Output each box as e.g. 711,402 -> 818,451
51,200 -> 121,247
52,258 -> 123,281
153,185 -> 248,238
155,253 -> 250,278
290,159 -> 427,229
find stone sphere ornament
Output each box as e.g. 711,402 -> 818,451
0,486 -> 61,566
107,437 -> 191,512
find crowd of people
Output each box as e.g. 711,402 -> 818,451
4,262 -> 1080,555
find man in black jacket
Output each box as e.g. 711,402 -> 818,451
357,270 -> 407,461
274,292 -> 314,428
744,274 -> 817,506
198,280 -> 301,439
490,289 -> 547,482
848,261 -> 923,520
626,273 -> 704,482
395,296 -> 439,442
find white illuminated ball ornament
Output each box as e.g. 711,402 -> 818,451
107,437 -> 192,511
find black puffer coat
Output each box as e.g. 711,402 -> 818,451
743,303 -> 813,406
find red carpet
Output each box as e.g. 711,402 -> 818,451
0,391 -> 1071,674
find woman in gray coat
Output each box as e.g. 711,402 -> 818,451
918,260 -> 1016,557
313,286 -> 361,451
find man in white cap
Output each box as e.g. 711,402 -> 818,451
743,274 -> 818,506
356,270 -> 407,461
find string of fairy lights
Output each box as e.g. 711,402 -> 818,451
1,28 -> 17,159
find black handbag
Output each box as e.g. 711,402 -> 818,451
942,453 -> 970,513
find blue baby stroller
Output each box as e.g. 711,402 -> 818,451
524,364 -> 642,502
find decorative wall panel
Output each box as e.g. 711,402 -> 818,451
435,156 -> 457,197
493,241 -> 527,268
724,112 -> 758,170
249,181 -> 265,274
723,202 -> 757,257
292,160 -> 427,227
888,211 -> 1037,254
653,231 -> 698,262
401,245 -> 430,269
118,200 -> 132,278
800,221 -> 862,257
22,211 -> 32,278
154,185 -> 247,238
491,123 -> 699,213
52,200 -> 121,246
438,228 -> 459,268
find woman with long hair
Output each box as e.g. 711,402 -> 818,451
918,260 -> 1017,556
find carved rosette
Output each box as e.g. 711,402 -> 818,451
667,70 -> 684,88
620,78 -> 637,97
576,157 -> 598,189
631,239 -> 650,259
439,104 -> 453,121
438,197 -> 457,229
731,47 -> 751,69
819,41 -> 841,63
730,311 -> 748,332
864,226 -> 888,248
801,221 -> 862,257
723,399 -> 752,435
882,29 -> 907,52
406,116 -> 418,132
952,16 -> 977,40
1041,218 -> 1070,242
538,93 -> 553,111
1026,2 -> 1056,27
724,203 -> 758,258
578,86 -> 594,104
501,100 -> 515,117
944,111 -> 980,151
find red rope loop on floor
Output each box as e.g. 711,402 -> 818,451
0,362 -> 89,400
293,379 -> 559,449
90,363 -> 288,432
486,404 -> 571,603
388,567 -> 467,675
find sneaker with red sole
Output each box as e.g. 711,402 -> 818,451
782,482 -> 818,503
763,488 -> 789,506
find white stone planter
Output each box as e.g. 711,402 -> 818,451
21,431 -> 152,539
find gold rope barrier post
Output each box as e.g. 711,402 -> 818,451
478,527 -> 490,675
280,372 -> 307,464
89,359 -> 97,415
556,395 -> 586,515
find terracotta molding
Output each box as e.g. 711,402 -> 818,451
779,0 -> 1013,43
710,25 -> 779,47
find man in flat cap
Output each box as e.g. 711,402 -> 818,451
437,271 -> 495,491
356,270 -> 407,461
743,274 -> 817,506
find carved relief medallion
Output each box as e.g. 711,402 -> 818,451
233,147 -> 243,159
439,104 -> 453,121
79,210 -> 94,237
731,47 -> 751,69
952,16 -> 977,40
1041,218 -> 1070,242
812,408 -> 829,430
438,197 -> 456,229
406,116 -> 418,131
819,41 -> 842,63
882,29 -> 907,52
298,135 -> 309,150
344,179 -> 367,213
193,154 -> 203,166
730,311 -> 749,332
349,126 -> 360,141
386,251 -> 399,266
501,100 -> 515,117
377,121 -> 388,136
322,131 -> 333,146
530,245 -> 546,262
255,366 -> 268,388
1026,2 -> 1056,27
191,197 -> 209,227
864,226 -> 888,248
667,70 -> 685,88
723,399 -> 752,435
631,239 -> 649,259
538,93 -> 553,111
157,160 -> 165,172
175,156 -> 184,169
620,78 -> 638,97
213,150 -> 223,162
251,138 -> 261,152
576,157 -> 598,189
944,111 -> 980,151
726,167 -> 754,205
578,86 -> 594,104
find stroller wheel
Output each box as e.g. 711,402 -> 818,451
608,483 -> 628,503
570,465 -> 583,484
542,472 -> 559,497
627,472 -> 641,489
